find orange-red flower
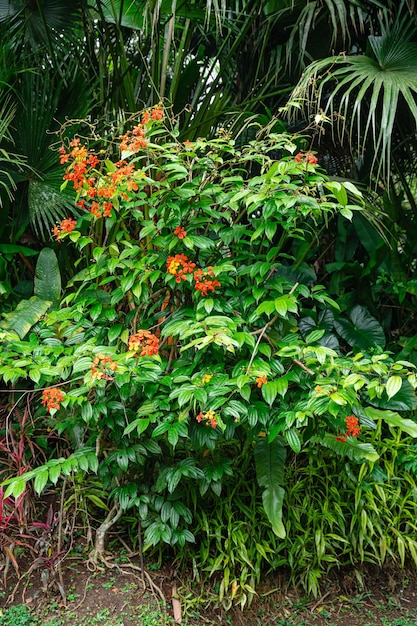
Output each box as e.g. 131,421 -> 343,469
174,226 -> 187,239
119,126 -> 147,152
52,217 -> 77,241
196,410 -> 218,429
166,254 -> 196,283
128,330 -> 159,357
91,354 -> 118,380
193,267 -> 220,296
294,152 -> 318,165
151,105 -> 164,121
336,415 -> 360,442
256,375 -> 267,388
345,415 -> 361,437
42,388 -> 65,412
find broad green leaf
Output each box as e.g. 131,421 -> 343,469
286,428 -> 301,453
368,380 -> 417,411
334,305 -> 385,349
262,381 -> 279,407
364,407 -> 417,438
386,375 -> 402,399
5,478 -> 26,499
34,469 -> 49,495
49,464 -> 62,485
313,434 -> 379,462
34,248 -> 61,306
72,357 -> 93,374
0,296 -> 52,339
254,437 -> 286,538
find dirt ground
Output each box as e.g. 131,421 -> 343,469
2,551 -> 417,626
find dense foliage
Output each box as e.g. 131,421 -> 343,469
2,108 -> 417,606
2,0 -> 417,612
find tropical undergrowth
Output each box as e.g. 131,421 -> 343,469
1,106 -> 417,608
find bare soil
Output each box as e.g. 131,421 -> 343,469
3,552 -> 417,625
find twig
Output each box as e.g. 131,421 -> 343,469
246,283 -> 299,375
310,589 -> 332,612
292,358 -> 315,376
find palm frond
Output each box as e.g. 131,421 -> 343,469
289,3 -> 417,181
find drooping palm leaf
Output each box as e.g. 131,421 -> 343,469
290,4 -> 417,180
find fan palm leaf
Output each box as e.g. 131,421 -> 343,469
290,4 -> 417,180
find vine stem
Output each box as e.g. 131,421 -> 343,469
246,282 -> 299,376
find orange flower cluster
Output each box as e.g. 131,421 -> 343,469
42,388 -> 65,412
52,217 -> 77,241
60,138 -> 99,192
59,109 -> 163,221
166,254 -> 196,283
128,330 -> 159,357
174,226 -> 187,239
166,255 -> 221,296
142,105 -> 164,123
119,105 -> 164,153
89,201 -> 113,219
256,375 -> 268,388
336,415 -> 361,442
294,152 -> 318,165
196,409 -> 218,429
194,267 -> 220,296
119,125 -> 147,153
91,354 -> 118,380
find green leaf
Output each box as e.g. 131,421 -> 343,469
314,433 -> 379,462
262,381 -> 279,407
0,296 -> 52,339
334,305 -> 386,349
364,407 -> 417,438
5,479 -> 26,499
286,428 -> 301,453
108,324 -> 123,343
72,357 -> 93,374
49,464 -> 62,485
386,375 -> 402,399
369,380 -> 417,411
34,469 -> 49,495
254,437 -> 286,538
34,248 -> 61,306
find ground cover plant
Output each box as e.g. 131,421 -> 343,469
1,105 -> 417,613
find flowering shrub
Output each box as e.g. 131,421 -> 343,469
2,105 -> 417,603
